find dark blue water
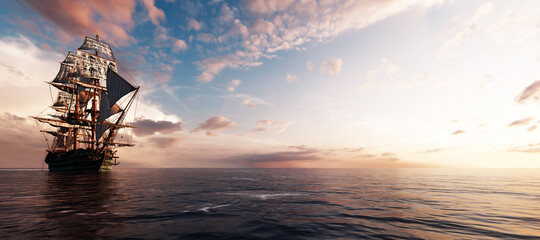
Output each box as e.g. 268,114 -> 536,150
1,168 -> 539,239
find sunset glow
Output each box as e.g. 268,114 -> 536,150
1,0 -> 540,168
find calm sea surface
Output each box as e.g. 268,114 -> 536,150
1,168 -> 539,239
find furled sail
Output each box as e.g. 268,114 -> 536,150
34,117 -> 91,130
106,68 -> 137,107
78,37 -> 115,61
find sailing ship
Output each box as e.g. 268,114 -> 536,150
32,35 -> 139,172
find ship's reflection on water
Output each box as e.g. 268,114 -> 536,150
42,172 -> 122,238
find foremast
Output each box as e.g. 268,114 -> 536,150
32,35 -> 138,163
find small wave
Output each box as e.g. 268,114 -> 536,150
224,192 -> 307,200
250,193 -> 306,200
198,203 -> 232,212
59,209 -> 75,214
75,211 -> 108,216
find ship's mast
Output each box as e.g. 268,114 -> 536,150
32,35 -> 138,156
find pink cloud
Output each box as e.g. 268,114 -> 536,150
133,118 -> 183,137
319,57 -> 343,75
0,113 -> 45,168
452,129 -> 466,135
244,0 -> 295,15
508,116 -> 534,127
228,79 -> 241,91
173,39 -> 188,52
188,18 -> 202,31
141,0 -> 166,26
196,0 -> 437,82
23,0 -> 137,46
192,116 -> 237,136
516,81 -> 540,103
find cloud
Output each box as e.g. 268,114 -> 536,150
197,33 -> 217,43
22,0 -> 137,46
195,0 -> 443,82
508,143 -> 540,153
147,136 -> 183,148
286,73 -> 297,83
230,147 -> 320,167
0,112 -> 46,168
188,18 -> 202,31
528,125 -> 537,132
141,0 -> 166,26
192,116 -> 237,136
133,118 -> 183,137
244,0 -> 295,15
508,116 -> 534,127
319,57 -> 343,75
452,129 -> 465,135
257,119 -> 293,127
381,152 -> 396,157
366,58 -> 398,82
227,93 -> 268,108
249,119 -> 293,132
197,72 -> 214,83
228,79 -> 241,91
438,2 -> 492,58
218,3 -> 235,24
195,52 -> 263,83
344,147 -> 365,152
306,60 -> 314,72
515,81 -> 540,104
418,148 -> 450,153
0,35 -> 64,117
173,39 -> 188,52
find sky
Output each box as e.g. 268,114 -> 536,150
1,0 -> 540,168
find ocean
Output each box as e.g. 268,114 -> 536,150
1,168 -> 539,239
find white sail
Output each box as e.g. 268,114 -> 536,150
53,91 -> 73,107
63,52 -> 77,64
78,36 -> 115,61
74,50 -> 117,81
52,63 -> 73,84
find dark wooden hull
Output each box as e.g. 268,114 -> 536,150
45,149 -> 110,172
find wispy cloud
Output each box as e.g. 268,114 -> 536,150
286,73 -> 297,83
188,18 -> 202,31
194,0 -> 443,82
438,2 -> 492,58
452,129 -> 466,135
249,119 -> 293,132
508,142 -> 540,153
319,57 -> 343,75
508,116 -> 534,127
141,0 -> 166,26
516,81 -> 540,104
147,136 -> 183,148
227,79 -> 241,92
418,148 -> 452,153
306,60 -> 314,72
